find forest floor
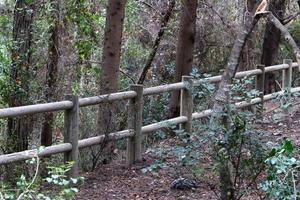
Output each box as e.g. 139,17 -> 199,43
75,101 -> 300,200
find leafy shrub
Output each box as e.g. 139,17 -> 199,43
261,140 -> 300,200
0,151 -> 84,200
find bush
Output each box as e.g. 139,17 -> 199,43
261,139 -> 300,200
0,149 -> 84,200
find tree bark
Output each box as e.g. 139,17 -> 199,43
5,0 -> 35,182
7,0 -> 34,153
261,0 -> 286,94
169,0 -> 198,118
41,0 -> 60,147
57,0 -> 77,95
239,0 -> 260,71
97,0 -> 126,163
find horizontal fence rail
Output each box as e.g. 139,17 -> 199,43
0,62 -> 298,118
0,60 -> 299,177
1,86 -> 300,165
0,101 -> 74,118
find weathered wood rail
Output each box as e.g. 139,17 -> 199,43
0,59 -> 299,177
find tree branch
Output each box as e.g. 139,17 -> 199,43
282,11 -> 300,25
266,12 -> 300,70
137,0 -> 175,84
211,13 -> 261,129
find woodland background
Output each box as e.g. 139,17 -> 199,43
0,0 -> 300,193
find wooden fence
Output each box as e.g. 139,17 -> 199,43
0,59 -> 299,177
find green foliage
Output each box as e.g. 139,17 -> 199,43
0,10 -> 12,106
231,76 -> 259,102
207,77 -> 266,198
0,157 -> 84,200
289,20 -> 300,46
272,90 -> 300,123
261,140 -> 300,200
67,0 -> 104,61
280,20 -> 300,60
43,162 -> 84,200
172,129 -> 201,167
141,160 -> 167,173
191,69 -> 216,111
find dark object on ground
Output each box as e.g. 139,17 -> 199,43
170,178 -> 198,190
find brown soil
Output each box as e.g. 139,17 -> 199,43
75,101 -> 300,200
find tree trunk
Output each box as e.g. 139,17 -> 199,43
169,0 -> 198,118
211,12 -> 261,200
5,0 -> 35,182
239,0 -> 259,71
41,0 -> 60,147
97,0 -> 126,163
7,0 -> 34,154
211,8 -> 300,198
261,0 -> 286,94
57,0 -> 77,95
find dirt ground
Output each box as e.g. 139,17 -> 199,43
75,101 -> 300,200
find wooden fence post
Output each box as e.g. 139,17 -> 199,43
282,59 -> 292,94
64,95 -> 79,177
127,85 -> 143,166
282,59 -> 293,128
255,64 -> 265,120
180,76 -> 194,133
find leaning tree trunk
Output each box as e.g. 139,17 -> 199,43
261,0 -> 286,94
97,0 -> 126,164
211,11 -> 261,200
211,8 -> 300,199
169,0 -> 198,118
41,0 -> 60,147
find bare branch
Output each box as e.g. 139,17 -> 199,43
282,11 -> 300,25
137,0 -> 175,84
266,12 -> 300,71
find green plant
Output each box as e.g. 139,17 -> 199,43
261,139 -> 300,200
271,90 -> 300,123
141,160 -> 167,173
43,162 -> 84,200
0,148 -> 84,200
203,76 -> 266,199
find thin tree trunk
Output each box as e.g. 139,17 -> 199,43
97,0 -> 126,163
137,0 -> 175,84
41,0 -> 60,147
169,0 -> 198,118
261,0 -> 286,94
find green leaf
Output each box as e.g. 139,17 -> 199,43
283,140 -> 293,154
